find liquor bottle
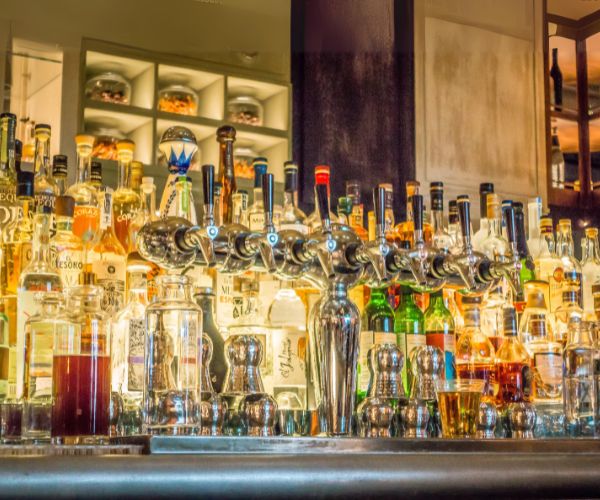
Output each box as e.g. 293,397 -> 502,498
216,125 -> 237,225
519,290 -> 562,403
22,291 -> 66,441
112,140 -> 141,252
66,135 -> 99,244
455,295 -> 497,401
581,228 -> 600,317
447,199 -> 462,253
248,157 -> 268,231
554,288 -> 583,346
16,207 -> 63,401
0,113 -> 18,228
144,274 -> 202,435
280,162 -> 307,234
429,182 -> 452,253
394,285 -> 426,393
535,216 -> 562,311
51,196 -> 84,290
31,124 -> 58,213
556,219 -> 583,304
472,183 -> 494,252
563,321 -> 596,437
480,193 -> 509,262
268,282 -> 308,410
495,306 -> 532,405
112,261 -> 148,435
306,165 -> 337,232
513,202 -> 535,286
336,197 -> 351,226
481,286 -> 507,352
424,291 -> 456,380
357,286 -> 395,404
526,197 -> 544,260
194,287 -> 227,394
90,161 -> 103,191
90,189 -> 126,315
346,180 -> 368,241
550,48 -> 563,110
551,128 -> 565,189
52,155 -> 68,195
130,160 -> 143,194
52,273 -> 110,444
395,180 -> 432,246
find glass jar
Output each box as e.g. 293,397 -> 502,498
233,140 -> 258,180
144,274 -> 202,435
85,72 -> 131,105
227,88 -> 263,126
52,280 -> 111,444
88,125 -> 125,161
158,84 -> 198,116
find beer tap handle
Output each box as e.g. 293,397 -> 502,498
457,195 -> 472,251
262,171 -> 275,232
374,186 -> 386,241
201,164 -> 217,237
314,182 -> 336,278
501,203 -> 523,297
254,173 -> 278,273
413,194 -> 424,243
316,183 -> 332,234
503,203 -> 517,249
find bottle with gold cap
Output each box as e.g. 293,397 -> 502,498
581,227 -> 600,318
112,140 -> 141,253
394,180 -> 432,247
533,215 -> 562,311
555,218 -> 583,307
51,195 -> 84,291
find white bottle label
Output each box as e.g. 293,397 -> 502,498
215,273 -> 236,328
93,258 -> 126,313
249,212 -> 265,232
55,251 -> 84,289
358,330 -> 375,392
272,327 -> 306,388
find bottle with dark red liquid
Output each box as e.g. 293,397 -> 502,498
51,272 -> 111,444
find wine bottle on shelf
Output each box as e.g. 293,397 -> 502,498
550,48 -> 563,111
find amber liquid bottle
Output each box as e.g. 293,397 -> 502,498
216,125 -> 237,225
112,140 -> 141,252
395,180 -> 432,247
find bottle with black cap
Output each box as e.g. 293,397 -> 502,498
90,161 -> 103,191
472,182 -> 494,252
52,155 -> 68,195
51,195 -> 83,290
429,182 -> 452,253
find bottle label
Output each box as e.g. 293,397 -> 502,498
215,273 -> 236,328
16,290 -> 40,399
534,352 -> 562,386
272,327 -> 306,388
0,187 -> 16,226
249,212 -> 265,231
99,190 -> 113,230
55,250 -> 84,289
73,205 -> 100,242
358,330 -> 375,392
93,258 -> 125,313
127,319 -> 145,392
34,193 -> 56,213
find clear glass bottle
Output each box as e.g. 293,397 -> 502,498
425,291 -> 456,380
555,219 -> 583,305
581,227 -> 600,317
472,183 -> 494,253
480,193 -> 510,262
481,286 -> 508,352
248,157 -> 268,231
447,199 -> 462,253
345,180 -> 368,241
280,162 -> 307,234
563,321 -> 596,436
555,288 -> 584,347
52,274 -> 111,444
90,189 -> 126,315
112,140 -> 141,253
519,290 -> 562,402
144,274 -> 202,435
51,196 -> 84,291
22,291 -> 67,442
535,216 -> 562,312
32,124 -> 58,213
429,182 -> 452,253
66,135 -> 99,245
526,197 -> 544,261
52,154 -> 68,196
455,295 -> 497,401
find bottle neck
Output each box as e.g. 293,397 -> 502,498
567,323 -> 593,345
528,202 -> 541,240
127,274 -> 148,304
218,140 -> 235,180
369,286 -> 387,304
400,290 -> 417,308
142,186 -> 156,222
34,136 -> 50,177
252,187 -> 263,208
552,49 -> 558,66
557,230 -> 575,257
31,212 -> 53,265
488,217 -> 503,238
158,277 -> 192,301
0,118 -> 16,178
463,307 -> 481,328
431,209 -> 444,234
582,234 -> 600,263
76,151 -> 91,184
429,293 -> 445,311
56,215 -> 74,233
284,190 -> 297,208
99,191 -> 114,230
117,155 -> 132,190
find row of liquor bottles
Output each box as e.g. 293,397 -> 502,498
0,108 -> 598,441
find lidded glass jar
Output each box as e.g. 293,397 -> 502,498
52,274 -> 111,444
85,72 -> 131,105
144,274 -> 203,435
158,84 -> 199,116
88,122 -> 126,161
227,87 -> 263,126
233,139 -> 259,179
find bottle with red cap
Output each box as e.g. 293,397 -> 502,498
306,165 -> 338,233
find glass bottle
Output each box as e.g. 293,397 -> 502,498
66,135 -> 99,245
550,47 -> 563,110
357,286 -> 395,404
213,182 -> 223,227
581,227 -> 600,316
22,291 -> 67,442
428,182 -> 452,253
112,262 -> 148,435
52,274 -> 110,444
455,295 -> 497,401
32,124 -> 58,213
481,285 -> 508,352
194,287 -> 227,394
447,199 -> 462,253
480,193 -> 510,262
51,196 -> 84,291
52,155 -> 68,196
248,157 -> 268,231
472,183 -> 494,253
280,161 -> 307,234
556,219 -> 583,305
519,290 -> 562,402
130,161 -> 143,194
395,180 -> 432,246
336,197 -> 351,226
90,189 -> 126,315
112,140 -> 141,252
90,161 -> 103,191
526,197 -> 544,261
551,127 -> 565,189
144,274 -> 202,435
268,283 -> 308,410
425,291 -> 456,380
306,165 -> 337,232
345,179 -> 368,241
535,216 -> 562,311
563,321 -> 596,436
0,113 -> 18,229
394,285 -> 426,393
495,306 -> 532,405
513,202 -> 535,286
216,125 -> 237,225
555,288 -> 583,347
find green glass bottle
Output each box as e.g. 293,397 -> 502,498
394,286 -> 426,393
356,286 -> 395,404
424,291 -> 456,380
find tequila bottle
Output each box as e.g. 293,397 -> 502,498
535,216 -> 562,311
455,295 -> 497,401
480,193 -> 510,262
32,124 -> 58,212
112,140 -> 141,252
429,182 -> 452,253
52,155 -> 68,195
280,162 -> 307,234
216,125 -> 237,225
556,219 -> 583,305
248,157 -> 267,231
90,189 -> 126,315
472,182 -> 494,252
0,113 -> 18,228
51,196 -> 84,291
66,135 -> 99,245
581,228 -> 600,316
394,286 -> 426,393
555,289 -> 583,346
357,286 -> 395,404
425,291 -> 456,380
345,179 -> 368,241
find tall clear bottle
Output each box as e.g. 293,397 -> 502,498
32,124 -> 58,213
216,125 -> 237,225
480,193 -> 510,262
424,291 -> 456,380
429,182 -> 452,253
535,216 -> 562,311
526,197 -> 544,261
144,274 -> 202,435
581,227 -> 600,317
471,182 -> 494,252
52,155 -> 68,196
112,140 -> 141,252
248,158 -> 268,231
51,196 -> 84,291
279,162 -> 307,234
555,219 -> 583,305
555,288 -> 584,346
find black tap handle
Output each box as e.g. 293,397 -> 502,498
374,186 -> 385,230
457,195 -> 471,243
262,173 -> 274,222
201,164 -> 214,208
412,194 -> 423,233
315,183 -> 331,229
503,204 -> 517,245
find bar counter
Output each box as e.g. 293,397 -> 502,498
0,438 -> 599,498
